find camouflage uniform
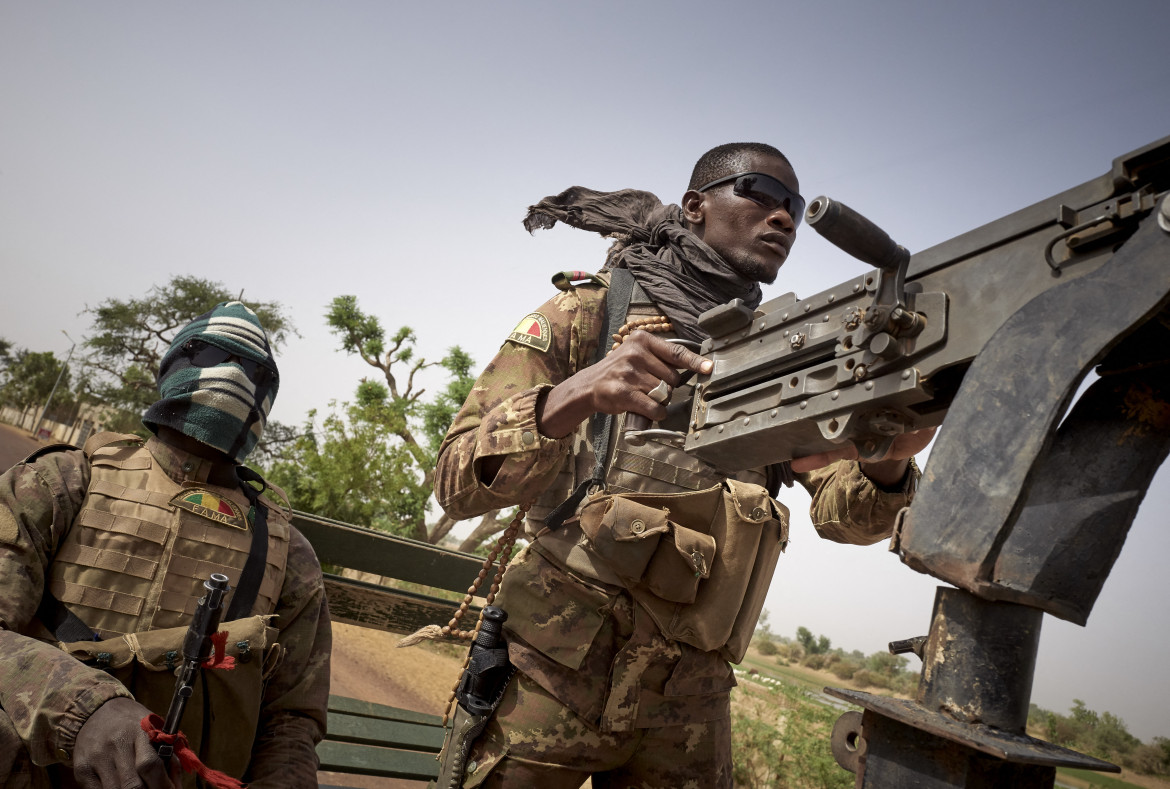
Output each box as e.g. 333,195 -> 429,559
0,434 -> 331,789
434,275 -> 917,787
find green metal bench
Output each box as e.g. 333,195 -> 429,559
293,512 -> 484,786
318,695 -> 446,784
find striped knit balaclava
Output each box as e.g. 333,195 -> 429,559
142,301 -> 279,464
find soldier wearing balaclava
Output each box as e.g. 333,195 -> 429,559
0,301 -> 331,789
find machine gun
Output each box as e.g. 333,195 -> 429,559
678,137 -> 1170,471
644,136 -> 1170,787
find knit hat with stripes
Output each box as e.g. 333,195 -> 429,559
142,301 -> 279,463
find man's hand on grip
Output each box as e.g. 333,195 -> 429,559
73,697 -> 178,789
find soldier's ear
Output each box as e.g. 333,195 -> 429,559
681,189 -> 706,227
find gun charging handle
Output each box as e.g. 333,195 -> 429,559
806,196 -> 921,337
158,573 -> 231,762
806,196 -> 908,273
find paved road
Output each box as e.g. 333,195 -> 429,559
0,422 -> 45,472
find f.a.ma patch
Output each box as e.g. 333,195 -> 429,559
507,312 -> 552,352
172,489 -> 249,530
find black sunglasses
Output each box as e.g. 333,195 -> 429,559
182,339 -> 276,384
697,172 -> 806,227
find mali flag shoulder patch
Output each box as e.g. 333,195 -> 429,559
171,489 -> 249,530
507,312 -> 552,353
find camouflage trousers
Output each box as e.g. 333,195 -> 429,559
459,671 -> 732,789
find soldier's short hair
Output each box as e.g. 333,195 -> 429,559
688,143 -> 793,191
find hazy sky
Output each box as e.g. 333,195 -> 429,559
2,1 -> 1168,740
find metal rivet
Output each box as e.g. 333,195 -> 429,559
823,314 -> 830,322
800,401 -> 808,410
804,304 -> 811,313
770,409 -> 778,418
831,392 -> 839,400
853,284 -> 861,292
866,382 -> 874,390
718,425 -> 725,432
743,417 -> 750,426
902,370 -> 912,380
828,295 -> 836,303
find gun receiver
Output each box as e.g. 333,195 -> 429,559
157,573 -> 231,764
682,137 -> 1170,472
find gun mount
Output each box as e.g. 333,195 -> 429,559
670,136 -> 1170,787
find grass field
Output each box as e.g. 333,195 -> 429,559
732,647 -> 1162,789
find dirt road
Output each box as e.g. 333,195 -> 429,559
0,422 -> 44,471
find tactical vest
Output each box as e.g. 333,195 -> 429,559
41,433 -> 293,785
528,287 -> 768,531
524,280 -> 787,660
48,432 -> 291,637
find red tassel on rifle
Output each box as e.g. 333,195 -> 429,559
205,630 -> 236,669
140,713 -> 246,789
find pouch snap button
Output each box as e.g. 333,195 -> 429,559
521,430 -> 535,446
630,519 -> 646,534
751,507 -> 765,519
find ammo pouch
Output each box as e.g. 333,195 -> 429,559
56,616 -> 282,781
578,479 -> 788,663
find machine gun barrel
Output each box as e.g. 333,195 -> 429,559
157,573 -> 231,763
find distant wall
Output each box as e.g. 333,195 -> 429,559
0,404 -> 107,445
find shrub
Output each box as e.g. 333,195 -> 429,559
757,639 -> 779,656
852,669 -> 884,689
830,660 -> 858,680
803,654 -> 827,670
731,682 -> 853,788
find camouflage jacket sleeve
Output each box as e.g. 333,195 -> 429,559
0,450 -> 134,766
244,527 -> 332,788
434,284 -> 607,519
797,458 -> 920,545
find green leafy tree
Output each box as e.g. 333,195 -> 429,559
267,381 -> 434,536
81,276 -> 295,418
0,338 -> 13,387
272,295 -> 502,547
1,350 -> 71,425
865,650 -> 907,678
795,626 -> 831,655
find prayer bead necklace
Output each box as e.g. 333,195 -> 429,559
609,315 -> 673,353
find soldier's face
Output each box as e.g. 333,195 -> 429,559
686,154 -> 800,285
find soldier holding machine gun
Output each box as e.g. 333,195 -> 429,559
0,302 -> 331,788
433,143 -> 933,788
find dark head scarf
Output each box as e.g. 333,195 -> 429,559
523,187 -> 763,342
142,301 -> 279,464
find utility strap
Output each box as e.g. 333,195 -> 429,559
544,268 -> 636,530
